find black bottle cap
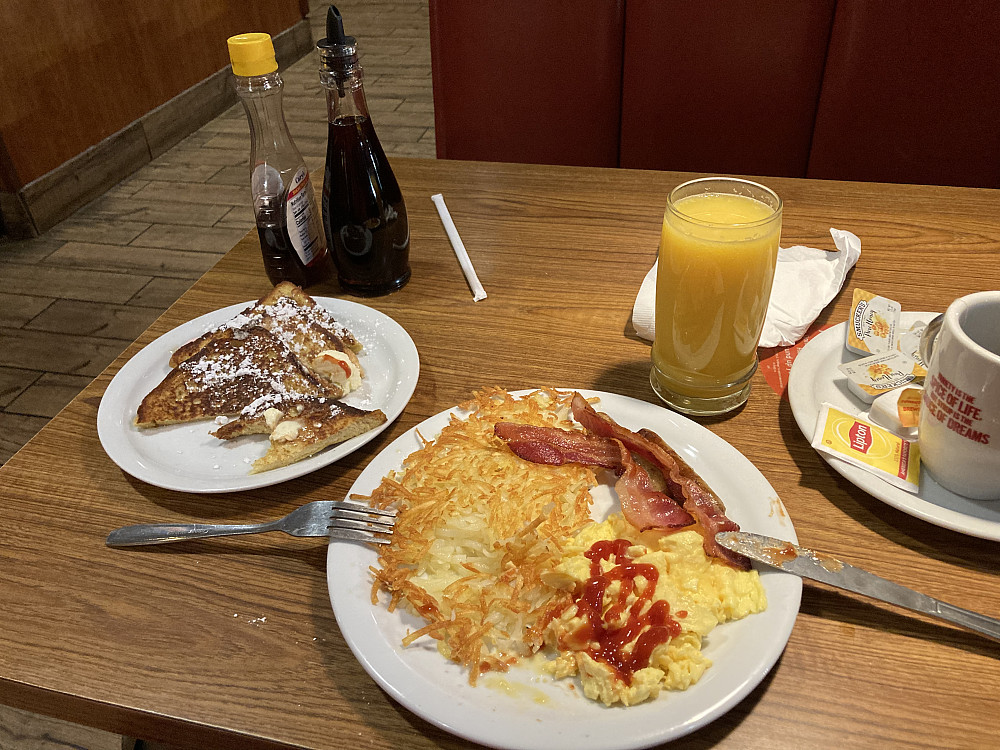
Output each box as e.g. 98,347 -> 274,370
317,5 -> 356,52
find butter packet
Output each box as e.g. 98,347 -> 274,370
896,320 -> 929,376
812,403 -> 920,492
837,350 -> 924,403
846,288 -> 901,355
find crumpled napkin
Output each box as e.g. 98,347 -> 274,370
631,228 -> 862,348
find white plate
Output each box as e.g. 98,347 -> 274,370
328,389 -> 801,750
97,298 -> 419,493
788,313 -> 1000,541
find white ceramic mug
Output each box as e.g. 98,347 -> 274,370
918,291 -> 1000,500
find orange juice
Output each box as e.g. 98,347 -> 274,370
651,181 -> 781,414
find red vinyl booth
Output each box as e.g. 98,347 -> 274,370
429,0 -> 1000,188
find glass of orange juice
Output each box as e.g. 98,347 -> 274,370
650,177 -> 782,415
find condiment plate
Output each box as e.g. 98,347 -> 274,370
788,313 -> 1000,541
328,389 -> 801,750
97,297 -> 418,493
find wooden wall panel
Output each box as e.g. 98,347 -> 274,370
0,0 -> 304,191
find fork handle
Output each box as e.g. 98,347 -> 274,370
106,521 -> 279,547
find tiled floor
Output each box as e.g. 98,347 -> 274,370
0,0 -> 434,467
0,1 -> 431,747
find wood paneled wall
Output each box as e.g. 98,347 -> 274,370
0,0 -> 306,193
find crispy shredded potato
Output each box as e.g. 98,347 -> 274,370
365,388 -> 596,683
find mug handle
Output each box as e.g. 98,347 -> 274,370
919,313 -> 944,366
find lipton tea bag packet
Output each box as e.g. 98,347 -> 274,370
812,403 -> 920,492
838,350 -> 924,403
896,320 -> 929,376
846,288 -> 901,355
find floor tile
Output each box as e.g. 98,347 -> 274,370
25,299 -> 164,340
47,217 -> 152,245
0,293 -> 54,327
129,223 -> 250,253
0,367 -> 40,408
1,263 -> 152,304
128,180 -> 249,206
43,241 -> 221,279
0,412 -> 51,464
0,328 -> 132,376
0,236 -> 66,263
6,372 -> 95,418
78,195 -> 233,227
128,277 -> 197,308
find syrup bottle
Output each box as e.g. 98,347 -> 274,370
317,6 -> 411,295
227,33 -> 333,288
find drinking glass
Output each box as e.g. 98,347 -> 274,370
650,177 -> 782,415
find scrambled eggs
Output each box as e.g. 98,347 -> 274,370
542,514 -> 767,706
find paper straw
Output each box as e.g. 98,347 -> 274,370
431,193 -> 487,302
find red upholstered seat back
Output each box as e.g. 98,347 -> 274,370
618,0 -> 837,178
429,0 -> 1000,188
429,0 -> 625,167
807,0 -> 1000,188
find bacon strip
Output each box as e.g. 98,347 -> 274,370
493,423 -> 620,468
494,422 -> 695,529
571,393 -> 750,570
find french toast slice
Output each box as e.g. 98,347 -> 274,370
212,397 -> 387,473
135,326 -> 333,428
169,282 -> 363,397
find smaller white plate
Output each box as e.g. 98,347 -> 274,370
329,390 -> 801,750
97,298 -> 419,493
787,312 -> 1000,541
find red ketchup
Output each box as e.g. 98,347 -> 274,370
564,539 -> 681,684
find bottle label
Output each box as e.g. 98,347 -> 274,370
285,167 -> 326,266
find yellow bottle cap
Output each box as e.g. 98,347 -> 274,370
227,33 -> 278,77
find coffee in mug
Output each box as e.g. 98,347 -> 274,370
918,291 -> 1000,500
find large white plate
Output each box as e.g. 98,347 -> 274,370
328,389 -> 801,750
787,313 -> 1000,541
97,298 -> 419,493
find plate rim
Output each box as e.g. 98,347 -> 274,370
327,388 -> 802,750
96,296 -> 419,493
787,313 -> 1000,542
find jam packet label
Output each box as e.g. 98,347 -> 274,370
896,320 -> 929,376
846,288 -> 901,355
838,350 -> 924,403
812,403 -> 920,492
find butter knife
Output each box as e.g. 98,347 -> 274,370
716,530 -> 1000,643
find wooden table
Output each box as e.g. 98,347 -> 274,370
2,158 -> 998,749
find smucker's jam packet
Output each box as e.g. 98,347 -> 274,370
812,403 -> 920,492
896,320 -> 929,375
837,350 -> 924,403
846,288 -> 901,355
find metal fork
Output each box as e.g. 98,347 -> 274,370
105,500 -> 396,547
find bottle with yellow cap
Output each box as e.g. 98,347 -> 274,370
227,32 -> 333,287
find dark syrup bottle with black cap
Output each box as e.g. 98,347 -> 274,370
317,5 -> 411,296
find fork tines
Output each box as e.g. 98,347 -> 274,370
328,500 -> 396,545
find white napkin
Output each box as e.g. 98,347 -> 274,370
631,228 -> 862,347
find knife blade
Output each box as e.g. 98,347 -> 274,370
716,530 -> 1000,643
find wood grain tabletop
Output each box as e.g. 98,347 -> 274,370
1,158 -> 998,749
